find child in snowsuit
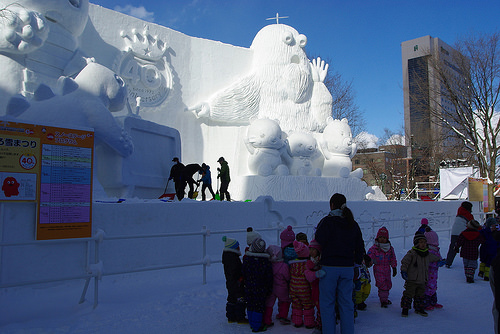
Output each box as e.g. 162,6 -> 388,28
479,217 -> 500,281
264,245 -> 291,327
281,225 -> 297,264
242,237 -> 273,332
455,219 -> 486,283
400,234 -> 442,317
367,226 -> 397,308
222,236 -> 247,323
424,228 -> 443,310
304,239 -> 323,331
354,254 -> 372,311
289,240 -> 315,328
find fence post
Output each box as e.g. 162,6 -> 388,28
202,225 -> 207,285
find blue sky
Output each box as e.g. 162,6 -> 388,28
91,0 -> 500,141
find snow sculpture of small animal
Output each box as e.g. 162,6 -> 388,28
0,0 -> 90,114
244,118 -> 288,176
320,118 -> 362,178
283,132 -> 321,176
7,62 -> 133,157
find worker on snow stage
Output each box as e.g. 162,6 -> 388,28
199,163 -> 216,201
183,163 -> 202,199
217,157 -> 231,201
169,157 -> 186,200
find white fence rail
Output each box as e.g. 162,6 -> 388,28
0,212 -> 461,309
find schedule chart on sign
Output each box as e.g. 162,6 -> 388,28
39,144 -> 92,224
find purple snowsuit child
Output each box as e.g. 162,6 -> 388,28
264,245 -> 291,326
367,227 -> 397,307
424,229 -> 443,310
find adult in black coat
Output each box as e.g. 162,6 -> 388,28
182,163 -> 201,199
490,224 -> 500,333
169,157 -> 185,200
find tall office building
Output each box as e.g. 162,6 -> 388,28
401,36 -> 462,177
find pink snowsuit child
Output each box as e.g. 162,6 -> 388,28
304,239 -> 322,330
367,226 -> 397,307
424,228 -> 443,310
264,245 -> 291,326
289,240 -> 315,328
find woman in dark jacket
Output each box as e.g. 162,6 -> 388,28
315,193 -> 365,334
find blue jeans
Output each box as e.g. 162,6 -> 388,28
319,266 -> 354,334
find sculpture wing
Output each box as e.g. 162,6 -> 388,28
208,74 -> 260,124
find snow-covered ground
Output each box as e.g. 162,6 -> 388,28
0,231 -> 494,334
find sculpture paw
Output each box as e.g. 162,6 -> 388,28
187,103 -> 210,118
118,129 -> 134,157
310,57 -> 329,82
0,6 -> 48,54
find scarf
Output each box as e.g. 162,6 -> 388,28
377,241 -> 391,253
412,246 -> 429,257
329,209 -> 343,217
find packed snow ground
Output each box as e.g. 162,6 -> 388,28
0,236 -> 494,334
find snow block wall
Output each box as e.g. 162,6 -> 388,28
0,200 -> 476,287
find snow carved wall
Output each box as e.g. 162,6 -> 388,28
0,3 -> 371,200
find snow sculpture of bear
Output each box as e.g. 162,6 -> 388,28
244,118 -> 288,176
190,24 -> 332,133
283,131 -> 321,176
7,62 -> 133,157
320,118 -> 362,178
0,0 -> 90,114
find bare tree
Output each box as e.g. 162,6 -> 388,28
424,32 -> 500,206
308,54 -> 365,136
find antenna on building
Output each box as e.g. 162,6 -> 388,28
266,13 -> 289,24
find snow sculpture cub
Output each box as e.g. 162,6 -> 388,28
244,118 -> 288,176
321,118 -> 362,178
283,132 -> 321,176
0,0 -> 90,113
7,62 -> 133,157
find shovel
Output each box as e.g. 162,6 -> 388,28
159,179 -> 175,200
214,176 -> 221,200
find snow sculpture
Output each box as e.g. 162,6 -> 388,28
0,0 -> 90,113
117,26 -> 173,109
320,118 -> 362,178
190,24 -> 333,133
7,62 -> 133,157
283,132 -> 321,176
244,118 -> 288,176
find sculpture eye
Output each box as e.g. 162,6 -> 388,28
69,0 -> 81,8
115,75 -> 125,87
283,32 -> 294,45
297,34 -> 307,48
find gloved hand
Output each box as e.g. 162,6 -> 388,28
392,267 -> 397,277
315,270 -> 326,278
168,177 -> 173,181
401,271 -> 408,280
437,259 -> 446,267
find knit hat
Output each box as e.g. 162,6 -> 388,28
296,232 -> 309,245
424,230 -> 439,247
421,218 -> 429,225
246,227 -> 261,246
280,225 -> 295,248
309,239 -> 321,252
293,240 -> 310,258
222,236 -> 240,254
468,219 -> 481,230
267,245 -> 283,262
413,233 -> 427,246
250,237 -> 266,253
376,227 -> 389,240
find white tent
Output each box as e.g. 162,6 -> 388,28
439,167 -> 476,200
